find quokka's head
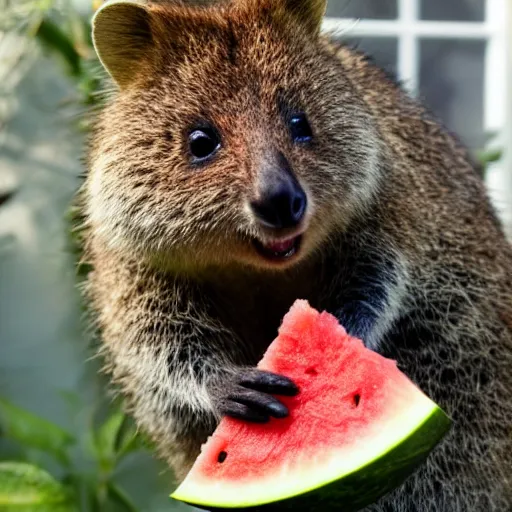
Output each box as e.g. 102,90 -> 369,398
86,0 -> 382,271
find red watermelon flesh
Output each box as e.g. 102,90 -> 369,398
172,300 -> 451,510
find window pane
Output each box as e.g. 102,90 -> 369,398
420,0 -> 485,22
325,0 -> 398,20
419,40 -> 486,149
338,38 -> 398,77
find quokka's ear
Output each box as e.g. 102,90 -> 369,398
92,0 -> 153,88
276,0 -> 327,35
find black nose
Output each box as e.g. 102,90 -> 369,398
251,174 -> 307,229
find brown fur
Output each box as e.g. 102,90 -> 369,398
81,0 -> 512,509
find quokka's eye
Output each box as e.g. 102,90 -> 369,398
289,113 -> 313,144
188,126 -> 221,162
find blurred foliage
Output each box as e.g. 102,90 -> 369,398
0,462 -> 75,512
0,397 -> 148,511
0,0 -> 103,134
0,2 -> 173,511
476,147 -> 503,176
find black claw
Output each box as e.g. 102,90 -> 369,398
220,401 -> 270,423
213,369 -> 298,423
265,400 -> 289,418
239,370 -> 299,396
229,387 -> 289,418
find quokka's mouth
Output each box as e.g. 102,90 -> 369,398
252,235 -> 302,263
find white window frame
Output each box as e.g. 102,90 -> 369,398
322,0 -> 512,233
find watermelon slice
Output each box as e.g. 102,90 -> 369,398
172,300 -> 451,511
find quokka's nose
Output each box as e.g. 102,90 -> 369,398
251,173 -> 307,229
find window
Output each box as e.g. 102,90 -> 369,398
322,0 -> 511,230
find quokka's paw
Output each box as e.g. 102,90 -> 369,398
211,368 -> 299,423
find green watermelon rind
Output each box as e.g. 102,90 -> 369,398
171,401 -> 451,510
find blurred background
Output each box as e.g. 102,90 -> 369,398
0,0 -> 510,510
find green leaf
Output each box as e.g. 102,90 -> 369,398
106,482 -> 139,512
34,18 -> 82,77
61,474 -> 101,512
114,415 -> 143,460
0,462 -> 76,512
0,398 -> 74,465
93,409 -> 143,468
92,409 -> 124,470
477,148 -> 503,165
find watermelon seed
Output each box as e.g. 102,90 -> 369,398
305,367 -> 317,376
353,394 -> 361,407
217,451 -> 228,463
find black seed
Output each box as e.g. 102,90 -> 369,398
218,451 -> 227,463
353,394 -> 361,407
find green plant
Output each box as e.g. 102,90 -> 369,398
475,131 -> 504,178
0,462 -> 75,512
0,3 -> 183,511
476,147 -> 503,177
0,397 -> 148,511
